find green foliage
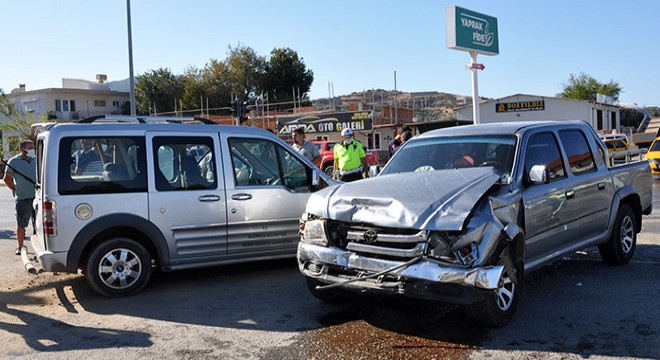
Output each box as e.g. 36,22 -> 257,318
559,72 -> 622,102
134,44 -> 314,116
225,43 -> 266,101
0,88 -> 48,158
135,68 -> 185,115
262,47 -> 314,110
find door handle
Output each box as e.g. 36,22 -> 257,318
597,182 -> 606,190
232,193 -> 252,201
198,195 -> 221,202
565,190 -> 575,199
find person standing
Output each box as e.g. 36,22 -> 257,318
388,126 -> 413,160
3,139 -> 37,255
291,128 -> 321,166
333,128 -> 369,182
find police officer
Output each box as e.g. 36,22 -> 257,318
333,128 -> 369,182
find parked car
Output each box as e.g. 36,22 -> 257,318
645,136 -> 660,178
298,121 -> 652,327
312,140 -> 379,176
26,115 -> 336,297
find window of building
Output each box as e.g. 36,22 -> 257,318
94,100 -> 107,107
55,99 -> 75,112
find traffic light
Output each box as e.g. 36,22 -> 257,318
239,101 -> 249,124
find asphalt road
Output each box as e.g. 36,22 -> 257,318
0,182 -> 658,360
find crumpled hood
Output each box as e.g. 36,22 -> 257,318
306,168 -> 501,231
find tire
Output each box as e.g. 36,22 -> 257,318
323,164 -> 334,177
466,243 -> 523,327
305,276 -> 352,303
85,237 -> 152,297
599,204 -> 636,265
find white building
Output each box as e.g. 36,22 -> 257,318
455,94 -> 621,132
1,77 -> 129,123
1,77 -> 129,160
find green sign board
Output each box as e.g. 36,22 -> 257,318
446,6 -> 499,56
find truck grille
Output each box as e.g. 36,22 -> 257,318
329,222 -> 427,260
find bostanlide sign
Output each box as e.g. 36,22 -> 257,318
495,100 -> 546,113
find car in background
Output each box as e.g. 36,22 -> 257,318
600,136 -> 639,163
312,140 -> 379,176
645,137 -> 660,178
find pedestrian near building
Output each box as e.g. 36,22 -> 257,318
3,139 -> 37,255
291,128 -> 321,165
333,128 -> 369,182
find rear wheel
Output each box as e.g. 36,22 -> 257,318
305,277 -> 352,303
599,204 -> 636,265
466,243 -> 523,327
85,237 -> 152,297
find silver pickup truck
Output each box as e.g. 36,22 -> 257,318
297,121 -> 652,327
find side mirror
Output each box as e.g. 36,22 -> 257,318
528,164 -> 549,185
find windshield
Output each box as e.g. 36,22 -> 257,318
381,134 -> 517,178
651,140 -> 660,152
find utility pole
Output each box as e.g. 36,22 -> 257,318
126,0 -> 136,116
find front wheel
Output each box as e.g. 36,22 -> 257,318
85,237 -> 152,297
599,204 -> 636,265
466,243 -> 523,327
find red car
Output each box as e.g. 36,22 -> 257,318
312,140 -> 379,176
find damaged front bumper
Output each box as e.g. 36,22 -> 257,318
298,242 -> 504,304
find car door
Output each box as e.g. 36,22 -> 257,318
521,131 -> 580,263
557,128 -> 613,239
147,132 -> 228,261
222,135 -> 313,255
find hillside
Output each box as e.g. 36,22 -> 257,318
311,89 -> 470,122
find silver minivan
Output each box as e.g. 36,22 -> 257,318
27,116 -> 334,296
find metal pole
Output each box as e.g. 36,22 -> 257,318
394,71 -> 398,129
470,52 -> 480,124
126,0 -> 136,116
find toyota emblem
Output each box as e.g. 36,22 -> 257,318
363,229 -> 378,243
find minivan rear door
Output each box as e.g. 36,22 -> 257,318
147,132 -> 228,261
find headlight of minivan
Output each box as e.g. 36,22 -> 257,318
302,219 -> 328,246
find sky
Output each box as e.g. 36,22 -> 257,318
1,0 -> 658,107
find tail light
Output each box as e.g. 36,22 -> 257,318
43,200 -> 57,237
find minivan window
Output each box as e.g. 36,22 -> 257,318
228,138 -> 309,189
58,136 -> 147,195
152,136 -> 215,191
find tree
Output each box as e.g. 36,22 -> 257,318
135,68 -> 185,115
225,43 -> 266,102
0,88 -> 46,158
559,72 -> 622,102
262,47 -> 314,109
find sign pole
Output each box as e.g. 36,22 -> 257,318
470,51 -> 480,125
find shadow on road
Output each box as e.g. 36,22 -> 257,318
1,245 -> 658,358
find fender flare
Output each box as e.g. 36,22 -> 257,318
609,186 -> 642,233
66,213 -> 170,272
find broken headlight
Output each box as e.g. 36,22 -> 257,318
426,231 -> 457,259
301,218 -> 328,246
